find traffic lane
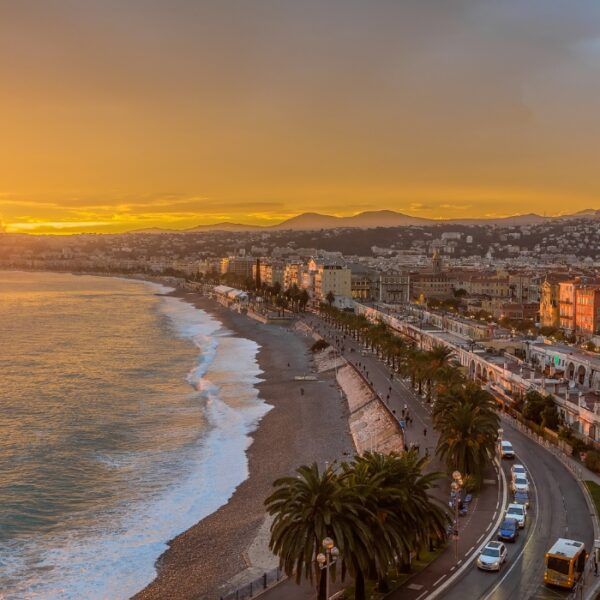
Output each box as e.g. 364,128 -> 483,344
441,421 -> 592,600
486,421 -> 592,600
439,451 -> 535,600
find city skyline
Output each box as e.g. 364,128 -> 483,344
2,1 -> 600,234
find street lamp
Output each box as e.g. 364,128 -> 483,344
450,471 -> 463,561
316,537 -> 340,600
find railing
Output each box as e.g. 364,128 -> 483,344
219,567 -> 285,600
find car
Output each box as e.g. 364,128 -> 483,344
477,541 -> 507,571
497,518 -> 519,542
514,490 -> 530,508
500,440 -> 515,459
506,503 -> 527,528
511,464 -> 527,481
511,476 -> 530,494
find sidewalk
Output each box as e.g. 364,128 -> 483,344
298,316 -> 504,598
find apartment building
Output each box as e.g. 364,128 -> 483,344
308,258 -> 352,302
252,260 -> 284,287
283,263 -> 302,290
559,281 -> 577,332
575,286 -> 600,337
539,276 -> 565,328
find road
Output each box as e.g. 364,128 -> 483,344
440,417 -> 594,600
305,313 -> 596,600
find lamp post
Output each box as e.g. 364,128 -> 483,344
451,470 -> 463,562
316,537 -> 340,600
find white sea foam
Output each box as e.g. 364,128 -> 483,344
1,286 -> 271,600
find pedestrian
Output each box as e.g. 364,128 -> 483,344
401,408 -> 406,418
594,552 -> 598,576
300,387 -> 304,396
423,427 -> 427,437
404,403 -> 408,412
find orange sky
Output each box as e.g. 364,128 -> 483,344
1,1 -> 599,234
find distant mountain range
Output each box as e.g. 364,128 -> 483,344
131,208 -> 600,233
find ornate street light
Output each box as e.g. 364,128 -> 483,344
451,471 -> 463,561
316,537 -> 339,599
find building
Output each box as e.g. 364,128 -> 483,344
379,271 -> 410,304
349,265 -> 377,301
575,286 -> 600,337
539,276 -> 563,328
307,258 -> 352,302
221,255 -> 255,279
410,251 -> 453,300
559,281 -> 578,333
252,260 -> 284,287
283,263 -> 302,290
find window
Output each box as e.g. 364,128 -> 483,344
547,557 -> 570,575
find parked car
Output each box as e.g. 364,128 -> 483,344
511,464 -> 527,481
500,440 -> 515,459
514,490 -> 530,508
497,518 -> 519,542
477,541 -> 508,571
506,503 -> 527,528
511,476 -> 530,494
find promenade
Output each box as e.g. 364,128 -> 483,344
255,313 -> 504,599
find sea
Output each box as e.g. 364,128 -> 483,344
0,271 -> 270,599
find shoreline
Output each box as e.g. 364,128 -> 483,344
133,291 -> 355,600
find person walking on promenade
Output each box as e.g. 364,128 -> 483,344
423,427 -> 427,437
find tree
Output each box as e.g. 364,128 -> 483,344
325,290 -> 336,306
265,463 -> 371,600
266,455 -> 449,600
344,451 -> 448,591
299,289 -> 310,311
434,384 -> 500,485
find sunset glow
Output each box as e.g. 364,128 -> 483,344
1,1 -> 599,234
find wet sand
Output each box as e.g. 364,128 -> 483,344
133,293 -> 354,600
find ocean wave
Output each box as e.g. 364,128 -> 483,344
0,282 -> 271,600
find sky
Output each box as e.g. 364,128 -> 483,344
1,0 -> 600,234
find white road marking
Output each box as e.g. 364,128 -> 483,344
432,575 -> 447,587
477,534 -> 484,543
481,448 -> 540,600
427,461 -> 507,599
415,592 -> 428,600
467,545 -> 475,554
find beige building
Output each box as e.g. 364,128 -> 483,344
539,276 -> 563,328
307,258 -> 352,302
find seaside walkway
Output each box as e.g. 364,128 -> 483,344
255,315 -> 503,600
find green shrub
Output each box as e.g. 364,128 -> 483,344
585,451 -> 600,474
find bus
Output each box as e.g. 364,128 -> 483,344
544,538 -> 587,589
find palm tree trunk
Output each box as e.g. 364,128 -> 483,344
377,575 -> 390,593
317,567 -> 327,600
354,569 -> 366,600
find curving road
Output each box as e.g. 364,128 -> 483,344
440,417 -> 594,600
304,313 -> 595,600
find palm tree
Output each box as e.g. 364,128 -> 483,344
326,290 -> 336,306
434,384 -> 499,485
344,451 -> 448,591
265,463 -> 371,600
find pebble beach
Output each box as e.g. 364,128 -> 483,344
133,293 -> 355,600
